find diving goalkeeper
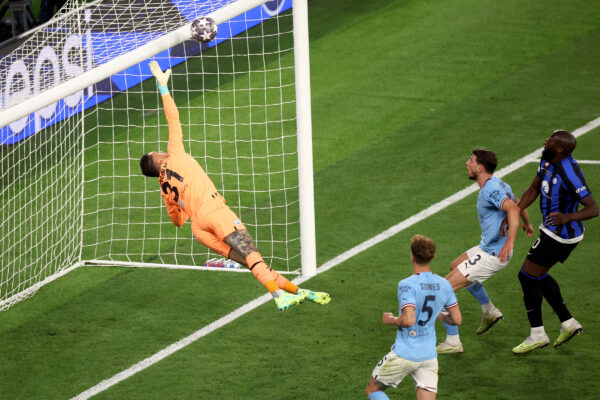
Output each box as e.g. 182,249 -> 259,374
140,61 -> 330,311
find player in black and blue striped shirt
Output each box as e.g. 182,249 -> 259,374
511,130 -> 598,353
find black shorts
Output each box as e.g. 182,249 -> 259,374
526,231 -> 578,268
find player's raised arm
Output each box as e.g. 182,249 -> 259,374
149,61 -> 186,156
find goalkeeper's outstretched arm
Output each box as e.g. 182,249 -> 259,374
149,61 -> 185,156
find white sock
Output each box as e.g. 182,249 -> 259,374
446,334 -> 461,345
531,326 -> 546,338
272,289 -> 284,298
561,318 -> 576,330
481,301 -> 495,315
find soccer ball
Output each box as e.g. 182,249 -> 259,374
191,17 -> 218,43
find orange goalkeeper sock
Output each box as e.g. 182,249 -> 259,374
275,275 -> 298,294
246,252 -> 279,294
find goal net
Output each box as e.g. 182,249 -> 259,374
0,0 -> 315,312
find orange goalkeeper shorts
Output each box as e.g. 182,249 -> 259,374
191,204 -> 246,257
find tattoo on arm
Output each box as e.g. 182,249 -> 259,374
225,229 -> 258,258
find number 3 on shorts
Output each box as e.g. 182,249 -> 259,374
468,254 -> 482,265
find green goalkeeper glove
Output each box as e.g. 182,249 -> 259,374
149,61 -> 171,95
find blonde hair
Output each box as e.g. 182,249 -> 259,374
410,235 -> 436,265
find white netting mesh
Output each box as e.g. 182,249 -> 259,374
0,0 -> 300,311
0,0 -> 236,106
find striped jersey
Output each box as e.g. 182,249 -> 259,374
392,272 -> 457,362
536,155 -> 591,242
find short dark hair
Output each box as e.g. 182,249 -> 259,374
140,154 -> 159,177
472,148 -> 497,174
552,130 -> 576,155
411,235 -> 436,265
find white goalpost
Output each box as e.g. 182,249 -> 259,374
0,0 -> 316,312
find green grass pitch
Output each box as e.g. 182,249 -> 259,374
1,0 -> 600,398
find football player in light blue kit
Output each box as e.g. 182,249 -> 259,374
366,235 -> 462,400
436,149 -> 533,354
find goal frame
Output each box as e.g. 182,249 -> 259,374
0,0 -> 316,311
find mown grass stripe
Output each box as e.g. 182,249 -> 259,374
72,116 -> 599,400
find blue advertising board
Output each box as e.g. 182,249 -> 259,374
0,0 -> 291,145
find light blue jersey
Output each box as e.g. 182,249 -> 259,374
392,272 -> 457,362
477,176 -> 515,255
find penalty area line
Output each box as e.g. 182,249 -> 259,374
71,116 -> 600,400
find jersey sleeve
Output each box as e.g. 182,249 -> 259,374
485,185 -> 509,210
162,193 -> 189,227
443,280 -> 458,308
445,291 -> 459,308
161,93 -> 186,157
398,281 -> 416,310
560,160 -> 591,200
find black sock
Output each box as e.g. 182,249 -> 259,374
518,271 -> 544,328
539,274 -> 572,323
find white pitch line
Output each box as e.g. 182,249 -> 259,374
71,294 -> 273,400
297,117 -> 600,282
570,160 -> 600,164
71,116 -> 600,399
530,159 -> 600,164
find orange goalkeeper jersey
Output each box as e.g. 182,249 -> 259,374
157,93 -> 225,226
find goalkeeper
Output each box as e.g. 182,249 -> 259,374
140,61 -> 330,311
